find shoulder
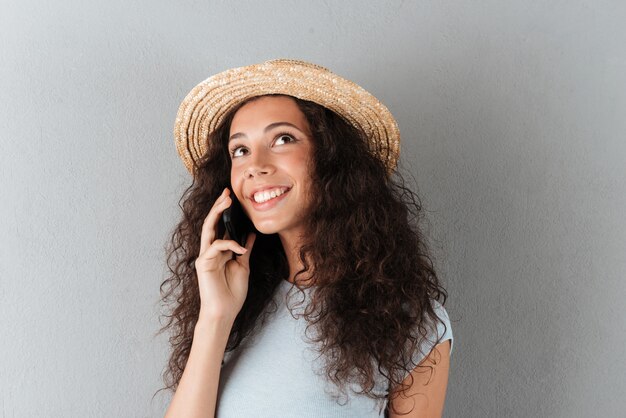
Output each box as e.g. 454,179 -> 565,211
401,299 -> 454,379
430,300 -> 454,355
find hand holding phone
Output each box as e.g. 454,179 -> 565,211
193,187 -> 256,324
219,187 -> 257,255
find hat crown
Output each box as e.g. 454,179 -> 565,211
263,58 -> 331,73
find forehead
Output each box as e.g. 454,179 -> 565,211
229,95 -> 309,133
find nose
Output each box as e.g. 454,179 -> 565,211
243,147 -> 274,179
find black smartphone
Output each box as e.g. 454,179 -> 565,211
219,187 -> 256,255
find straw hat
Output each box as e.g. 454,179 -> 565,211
174,58 -> 400,177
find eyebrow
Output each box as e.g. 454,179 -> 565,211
228,122 -> 305,144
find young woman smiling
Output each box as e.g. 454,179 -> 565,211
158,59 -> 454,418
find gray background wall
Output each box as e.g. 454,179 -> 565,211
1,1 -> 624,417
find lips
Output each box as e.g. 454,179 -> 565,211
249,187 -> 291,212
247,185 -> 292,201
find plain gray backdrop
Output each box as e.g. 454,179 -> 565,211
1,1 -> 625,417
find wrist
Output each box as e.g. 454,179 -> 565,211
195,315 -> 234,338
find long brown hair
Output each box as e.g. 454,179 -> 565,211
155,94 -> 450,416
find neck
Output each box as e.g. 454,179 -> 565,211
279,230 -> 314,285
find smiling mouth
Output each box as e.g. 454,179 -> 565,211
249,188 -> 291,210
250,187 -> 292,204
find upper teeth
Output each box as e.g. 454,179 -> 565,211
253,187 -> 290,203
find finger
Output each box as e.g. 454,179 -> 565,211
196,250 -> 231,272
235,232 -> 256,265
197,239 -> 248,269
199,190 -> 232,254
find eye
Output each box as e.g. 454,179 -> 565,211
229,132 -> 298,159
274,132 -> 297,145
230,145 -> 246,158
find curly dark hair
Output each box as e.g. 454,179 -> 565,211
154,94 -> 450,417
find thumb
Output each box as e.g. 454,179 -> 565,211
238,232 -> 256,265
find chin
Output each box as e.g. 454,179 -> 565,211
251,223 -> 282,235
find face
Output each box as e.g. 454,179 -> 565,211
228,95 -> 314,237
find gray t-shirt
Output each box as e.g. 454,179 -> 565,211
216,279 -> 454,417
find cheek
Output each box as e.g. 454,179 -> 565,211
230,163 -> 243,180
293,164 -> 314,200
285,152 -> 311,172
230,172 -> 243,197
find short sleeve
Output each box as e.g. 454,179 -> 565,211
431,299 -> 453,354
399,299 -> 453,382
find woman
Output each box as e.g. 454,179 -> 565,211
157,59 -> 454,417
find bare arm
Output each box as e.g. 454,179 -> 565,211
164,316 -> 233,418
164,188 -> 256,417
388,340 -> 451,418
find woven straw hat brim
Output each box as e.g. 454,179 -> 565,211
174,58 -> 400,177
